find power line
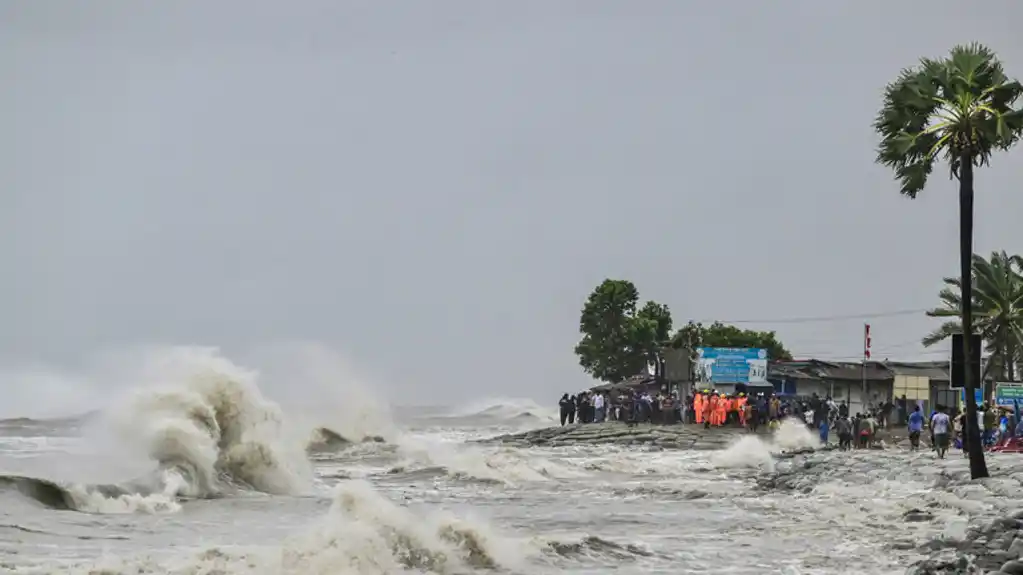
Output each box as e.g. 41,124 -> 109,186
789,349 -> 950,361
691,308 -> 929,325
793,339 -> 940,356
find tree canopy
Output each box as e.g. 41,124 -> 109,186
574,279 -> 673,383
670,321 -> 792,361
573,278 -> 795,383
874,43 -> 1023,198
923,250 -> 1023,382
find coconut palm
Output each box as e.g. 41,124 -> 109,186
875,43 -> 1023,479
923,251 -> 1023,385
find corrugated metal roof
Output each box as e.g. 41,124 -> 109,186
884,361 -> 949,380
768,359 -> 954,382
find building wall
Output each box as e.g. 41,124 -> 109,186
932,384 -> 959,413
818,379 -> 893,415
768,377 -> 896,414
894,375 -> 930,401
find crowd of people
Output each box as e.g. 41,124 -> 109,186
914,401 -> 1023,457
557,388 -> 1023,458
558,388 -> 866,438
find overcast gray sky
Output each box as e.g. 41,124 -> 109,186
2,1 -> 1022,412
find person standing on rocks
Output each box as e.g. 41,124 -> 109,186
748,398 -> 760,433
593,392 -> 606,423
836,415 -> 852,450
931,404 -> 951,459
704,393 -> 716,429
559,394 -> 573,426
907,405 -> 924,450
982,402 -> 997,447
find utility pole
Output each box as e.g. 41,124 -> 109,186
862,323 -> 871,411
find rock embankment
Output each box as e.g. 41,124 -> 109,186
480,422 -> 764,450
752,448 -> 1023,575
909,512 -> 1023,574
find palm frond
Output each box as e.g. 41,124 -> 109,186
923,321 -> 961,347
924,251 -> 1023,380
876,43 -> 1023,194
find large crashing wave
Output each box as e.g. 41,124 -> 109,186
0,348 -> 312,513
115,359 -> 311,497
62,479 -> 651,574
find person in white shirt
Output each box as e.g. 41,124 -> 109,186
931,405 -> 952,459
593,393 -> 606,423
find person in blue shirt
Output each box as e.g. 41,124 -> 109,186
907,405 -> 925,451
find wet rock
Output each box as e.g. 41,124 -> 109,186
989,518 -> 1023,534
908,555 -> 970,574
888,539 -> 916,551
1002,559 -> 1023,575
991,537 -> 1013,551
479,422 -> 770,451
1007,538 -> 1023,558
922,538 -> 959,552
904,509 -> 936,523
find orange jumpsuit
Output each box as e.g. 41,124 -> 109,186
694,393 -> 704,424
737,396 -> 747,426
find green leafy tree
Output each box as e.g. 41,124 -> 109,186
670,321 -> 792,361
875,43 -> 1023,479
574,279 -> 645,383
635,301 -> 674,379
923,251 -> 1023,384
574,280 -> 673,383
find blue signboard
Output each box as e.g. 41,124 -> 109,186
960,388 -> 984,406
995,385 -> 1023,407
695,347 -> 768,385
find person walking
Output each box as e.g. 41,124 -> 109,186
907,405 -> 924,450
836,416 -> 852,450
931,405 -> 951,459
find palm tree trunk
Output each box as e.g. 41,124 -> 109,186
959,156 -> 989,479
1009,341 -> 1017,381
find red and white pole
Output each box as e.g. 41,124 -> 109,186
862,323 -> 871,409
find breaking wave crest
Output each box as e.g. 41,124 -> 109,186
2,348 -> 314,513
59,478 -> 658,574
104,348 -> 312,498
710,418 -> 820,471
69,479 -> 535,574
447,398 -> 558,424
0,473 -> 184,514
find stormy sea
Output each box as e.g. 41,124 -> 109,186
3,348 -> 1023,575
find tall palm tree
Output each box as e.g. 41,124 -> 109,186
875,44 -> 1023,479
923,251 -> 1023,386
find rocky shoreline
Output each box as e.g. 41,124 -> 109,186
479,421 -> 915,450
909,512 -> 1023,574
480,422 -> 771,450
485,422 -> 1023,573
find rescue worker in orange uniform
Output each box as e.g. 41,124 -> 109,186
714,394 -> 726,426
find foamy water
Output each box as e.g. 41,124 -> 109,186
1,348 -> 1021,574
